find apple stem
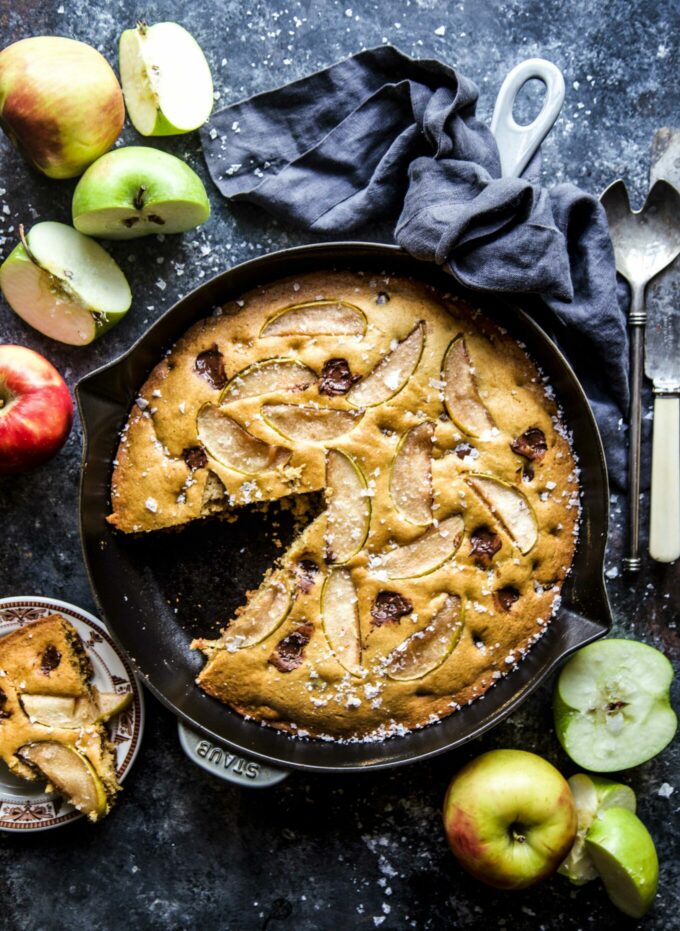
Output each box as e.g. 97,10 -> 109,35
18,224 -> 39,267
136,19 -> 148,34
133,186 -> 146,211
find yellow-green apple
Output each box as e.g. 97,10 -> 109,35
0,345 -> 73,473
72,146 -> 210,239
0,222 -> 132,346
554,639 -> 677,771
442,749 -> 577,889
119,22 -> 213,136
0,37 -> 124,179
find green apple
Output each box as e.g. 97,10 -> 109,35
442,749 -> 577,889
585,807 -> 659,919
0,222 -> 131,345
0,36 -> 124,179
119,22 -> 213,136
554,639 -> 677,771
72,146 -> 210,239
559,773 -> 636,884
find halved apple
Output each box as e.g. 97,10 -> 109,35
325,449 -> 371,564
321,568 -> 362,675
466,474 -> 538,554
261,404 -> 363,442
218,574 -> 291,649
220,358 -> 316,403
0,222 -> 131,345
386,594 -> 464,681
260,300 -> 367,337
197,404 -> 290,474
347,322 -> 425,408
119,22 -> 213,136
389,421 -> 434,525
442,335 -> 494,436
18,741 -> 108,820
379,514 -> 464,580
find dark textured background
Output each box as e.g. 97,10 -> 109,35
1,1 -> 679,929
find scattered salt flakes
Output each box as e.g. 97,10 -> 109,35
658,782 -> 674,798
293,282 -> 301,291
155,279 -> 167,291
224,163 -> 242,176
605,565 -> 619,580
209,128 -> 218,140
434,25 -> 446,36
145,497 -> 158,513
178,402 -> 186,414
504,654 -> 515,664
345,7 -> 353,15
152,389 -> 162,398
346,695 -> 361,708
384,370 -> 401,390
231,121 -> 240,133
546,480 -> 556,490
135,397 -> 149,410
373,918 -> 385,927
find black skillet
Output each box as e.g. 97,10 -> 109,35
76,242 -> 612,784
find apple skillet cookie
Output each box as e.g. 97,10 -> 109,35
108,271 -> 580,740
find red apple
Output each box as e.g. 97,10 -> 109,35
0,36 -> 124,179
442,749 -> 577,890
0,345 -> 73,473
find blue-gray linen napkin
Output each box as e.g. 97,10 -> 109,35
200,45 -> 629,488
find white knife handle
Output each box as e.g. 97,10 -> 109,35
650,394 -> 680,563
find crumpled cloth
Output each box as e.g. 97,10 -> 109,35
200,45 -> 629,488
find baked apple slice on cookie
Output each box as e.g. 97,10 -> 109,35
442,335 -> 494,437
196,573 -> 292,652
321,568 -> 362,675
220,358 -> 316,403
389,421 -> 434,525
347,322 -> 425,408
325,449 -> 371,564
380,514 -> 464,579
260,300 -> 367,337
386,594 -> 464,681
466,474 -> 538,554
18,742 -> 109,821
197,404 -> 290,474
261,404 -> 363,442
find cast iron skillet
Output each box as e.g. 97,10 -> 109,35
77,242 -> 612,773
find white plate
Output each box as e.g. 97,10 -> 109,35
0,596 -> 144,832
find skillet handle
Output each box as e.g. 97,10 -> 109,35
490,58 -> 565,178
177,721 -> 289,788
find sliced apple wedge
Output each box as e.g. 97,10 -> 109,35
92,689 -> 133,722
220,358 -> 316,403
389,421 -> 434,525
221,574 -> 291,649
379,514 -> 464,580
261,404 -> 363,442
197,404 -> 290,474
260,300 -> 367,337
442,335 -> 494,436
20,689 -> 132,728
0,222 -> 131,345
386,594 -> 464,681
347,322 -> 425,408
119,22 -> 213,136
321,568 -> 362,675
466,474 -> 538,554
325,449 -> 371,564
18,742 -> 108,820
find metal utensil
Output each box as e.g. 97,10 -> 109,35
601,178 -> 680,570
648,128 -> 680,562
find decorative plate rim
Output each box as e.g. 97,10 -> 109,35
0,595 -> 144,833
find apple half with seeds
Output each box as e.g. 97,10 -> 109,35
325,449 -> 371,564
389,421 -> 434,525
220,358 -> 316,403
380,514 -> 464,580
347,322 -> 425,408
260,300 -> 367,337
261,403 -> 363,442
321,568 -> 362,675
466,474 -> 538,554
72,146 -> 210,240
18,741 -> 108,821
197,403 -> 290,475
442,335 -> 494,436
586,807 -> 659,919
119,21 -> 213,136
0,222 -> 131,346
554,639 -> 677,772
559,773 -> 636,885
386,594 -> 463,681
